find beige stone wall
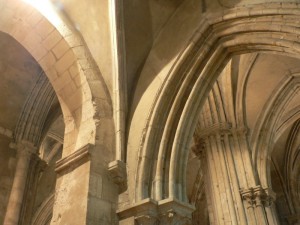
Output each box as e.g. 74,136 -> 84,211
1,0 -> 300,224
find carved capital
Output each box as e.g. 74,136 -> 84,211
198,122 -> 232,139
240,186 -> 275,208
192,138 -> 206,159
240,188 -> 254,209
15,140 -> 37,158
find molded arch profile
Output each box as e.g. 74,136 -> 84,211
31,194 -> 54,225
251,72 -> 300,189
0,0 -> 114,157
129,3 -> 300,204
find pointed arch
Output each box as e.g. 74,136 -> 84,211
128,3 -> 300,205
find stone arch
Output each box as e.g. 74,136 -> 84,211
14,71 -> 57,147
251,71 -> 300,189
31,194 -> 54,225
0,0 -> 114,157
130,3 -> 300,204
275,105 -> 300,141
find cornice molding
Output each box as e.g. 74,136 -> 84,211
55,144 -> 92,174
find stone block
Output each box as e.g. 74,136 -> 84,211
52,39 -> 70,60
43,30 -> 62,51
39,51 -> 57,73
35,18 -> 55,40
55,50 -> 76,74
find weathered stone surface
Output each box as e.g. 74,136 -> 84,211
1,1 -> 300,225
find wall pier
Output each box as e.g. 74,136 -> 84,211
50,144 -> 119,225
195,128 -> 279,225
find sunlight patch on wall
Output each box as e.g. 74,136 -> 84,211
21,0 -> 62,27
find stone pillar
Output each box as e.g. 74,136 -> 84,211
200,133 -> 248,225
196,125 -> 279,225
240,186 -> 277,225
192,139 -> 215,225
50,144 -> 119,225
3,140 -> 37,225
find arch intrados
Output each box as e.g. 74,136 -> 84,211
0,1 -> 78,117
0,1 -> 114,155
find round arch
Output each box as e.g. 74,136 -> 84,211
0,0 -> 114,157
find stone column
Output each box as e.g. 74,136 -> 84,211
50,144 -> 120,225
3,141 -> 37,225
240,186 -> 277,225
192,139 -> 215,225
196,126 -> 279,225
205,134 -> 244,225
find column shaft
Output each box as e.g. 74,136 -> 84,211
200,132 -> 278,225
3,142 -> 35,225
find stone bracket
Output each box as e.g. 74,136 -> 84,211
118,198 -> 158,220
158,198 -> 195,225
55,144 -> 92,174
118,198 -> 195,225
108,160 -> 127,193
